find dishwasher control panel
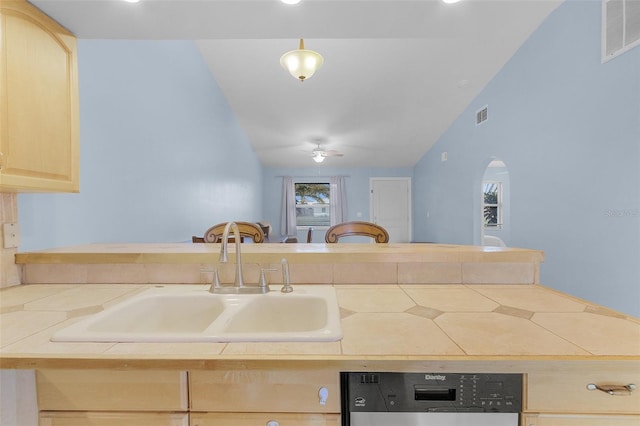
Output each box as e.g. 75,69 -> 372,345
342,372 -> 522,413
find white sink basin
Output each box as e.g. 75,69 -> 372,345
51,285 -> 342,343
224,296 -> 328,333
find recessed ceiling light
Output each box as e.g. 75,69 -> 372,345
281,0 -> 301,4
442,0 -> 461,3
122,0 -> 141,3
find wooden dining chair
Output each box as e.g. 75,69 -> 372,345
203,222 -> 265,243
325,221 -> 389,243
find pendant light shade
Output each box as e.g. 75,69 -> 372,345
280,39 -> 324,82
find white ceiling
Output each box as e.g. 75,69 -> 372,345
31,0 -> 563,168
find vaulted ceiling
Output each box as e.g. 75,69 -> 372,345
32,0 -> 563,167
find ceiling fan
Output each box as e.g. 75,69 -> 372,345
312,145 -> 343,163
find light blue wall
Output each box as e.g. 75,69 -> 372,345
14,2 -> 639,317
413,0 -> 640,316
262,167 -> 413,242
18,40 -> 263,250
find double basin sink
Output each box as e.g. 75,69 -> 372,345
51,285 -> 342,343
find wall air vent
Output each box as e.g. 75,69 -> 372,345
603,0 -> 640,62
476,105 -> 488,125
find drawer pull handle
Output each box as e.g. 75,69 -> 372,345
587,383 -> 636,395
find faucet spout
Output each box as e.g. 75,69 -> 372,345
219,222 -> 244,288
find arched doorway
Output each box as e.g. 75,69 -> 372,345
480,159 -> 510,246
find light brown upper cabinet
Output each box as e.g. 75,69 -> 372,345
0,0 -> 79,192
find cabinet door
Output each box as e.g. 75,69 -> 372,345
523,414 -> 640,426
190,412 -> 341,426
40,411 -> 189,426
36,370 -> 189,411
0,0 -> 79,192
190,369 -> 340,413
527,366 -> 640,414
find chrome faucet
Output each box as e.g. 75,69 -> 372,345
219,222 -> 245,288
210,222 -> 270,294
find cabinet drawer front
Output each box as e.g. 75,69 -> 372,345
527,368 -> 640,414
190,370 -> 340,413
191,412 -> 341,426
36,370 -> 188,411
39,411 -> 189,426
523,414 -> 640,426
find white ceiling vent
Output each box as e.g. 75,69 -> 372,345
476,105 -> 488,125
603,0 -> 640,62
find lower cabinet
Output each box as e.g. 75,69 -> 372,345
39,411 -> 189,426
523,414 -> 640,426
190,413 -> 341,426
36,369 -> 188,411
35,366 -> 640,426
36,369 -> 340,426
36,369 -> 189,426
524,363 -> 640,426
526,367 -> 640,415
189,369 -> 341,426
189,369 -> 340,413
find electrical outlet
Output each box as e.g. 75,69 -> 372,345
3,223 -> 20,248
441,152 -> 448,162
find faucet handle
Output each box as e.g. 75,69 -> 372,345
259,267 -> 278,288
208,269 -> 222,294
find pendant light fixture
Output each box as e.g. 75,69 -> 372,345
280,39 -> 324,82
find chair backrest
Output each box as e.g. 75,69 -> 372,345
325,221 -> 389,243
306,227 -> 313,243
203,222 -> 265,243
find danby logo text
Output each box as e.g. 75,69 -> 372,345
424,374 -> 446,381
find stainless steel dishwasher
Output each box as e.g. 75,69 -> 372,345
341,372 -> 522,426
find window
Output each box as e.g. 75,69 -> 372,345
483,181 -> 502,228
295,182 -> 330,227
602,0 -> 640,62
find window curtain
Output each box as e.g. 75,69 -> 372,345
281,176 -> 297,237
329,176 -> 347,225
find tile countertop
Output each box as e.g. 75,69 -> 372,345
14,243 -> 545,264
1,283 -> 638,370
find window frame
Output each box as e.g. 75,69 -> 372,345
293,180 -> 331,230
482,180 -> 503,229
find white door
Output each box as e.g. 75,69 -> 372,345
370,178 -> 411,243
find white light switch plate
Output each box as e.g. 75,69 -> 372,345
3,223 -> 20,248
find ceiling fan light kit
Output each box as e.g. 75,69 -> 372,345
312,152 -> 325,163
311,144 -> 343,164
280,39 -> 324,82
